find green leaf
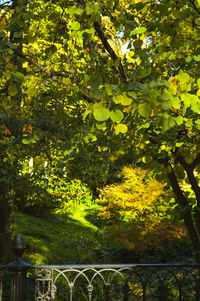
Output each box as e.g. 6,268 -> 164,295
86,3 -> 99,15
128,91 -> 137,99
161,100 -> 172,110
114,123 -> 128,135
105,85 -> 113,96
34,134 -> 40,141
71,22 -> 80,31
96,122 -> 106,129
160,116 -> 175,131
197,78 -> 200,87
181,93 -> 193,108
138,103 -> 152,118
177,70 -> 190,83
68,7 -> 83,15
176,142 -> 184,147
130,27 -> 146,36
93,89 -> 106,99
11,72 -> 24,83
171,96 -> 181,109
110,110 -> 124,123
191,98 -> 200,113
22,138 -> 31,144
186,56 -> 192,63
194,55 -> 200,62
175,116 -> 183,125
62,78 -> 71,85
93,107 -> 110,121
113,92 -> 132,106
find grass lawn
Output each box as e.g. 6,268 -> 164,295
14,207 -> 104,265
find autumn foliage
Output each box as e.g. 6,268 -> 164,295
98,166 -> 166,221
98,167 -> 187,252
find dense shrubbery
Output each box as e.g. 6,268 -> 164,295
98,166 -> 170,222
16,174 -> 93,216
15,165 -> 190,264
48,176 -> 93,215
97,166 -> 187,254
15,175 -> 58,215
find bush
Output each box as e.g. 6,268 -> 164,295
15,175 -> 58,215
97,166 -> 187,255
16,174 -> 93,216
49,177 -> 93,215
98,166 -> 169,223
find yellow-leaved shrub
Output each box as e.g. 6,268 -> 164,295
98,166 -> 187,252
98,166 -> 166,221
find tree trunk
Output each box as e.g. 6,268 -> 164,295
0,182 -> 14,264
165,162 -> 200,262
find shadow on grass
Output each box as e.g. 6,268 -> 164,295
14,211 -> 103,265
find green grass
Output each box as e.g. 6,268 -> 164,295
14,207 -> 103,265
14,204 -> 192,266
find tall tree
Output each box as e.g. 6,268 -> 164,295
0,0 -> 90,261
80,0 -> 200,260
1,0 -> 200,262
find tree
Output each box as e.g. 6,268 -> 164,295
1,0 -> 200,262
0,0 -> 91,261
80,0 -> 200,260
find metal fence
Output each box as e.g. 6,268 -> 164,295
1,234 -> 200,300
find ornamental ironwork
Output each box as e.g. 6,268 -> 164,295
34,263 -> 200,300
0,234 -> 200,300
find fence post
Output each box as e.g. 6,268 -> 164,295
7,234 -> 30,301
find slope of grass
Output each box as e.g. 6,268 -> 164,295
14,208 -> 103,265
14,204 -> 192,266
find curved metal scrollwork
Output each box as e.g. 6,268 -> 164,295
34,264 -> 200,300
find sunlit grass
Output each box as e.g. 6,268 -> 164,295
14,208 -> 102,265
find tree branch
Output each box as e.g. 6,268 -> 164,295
93,21 -> 128,82
190,154 -> 200,170
81,94 -> 94,103
12,47 -> 52,76
161,158 -> 188,208
177,155 -> 200,203
176,154 -> 200,235
160,158 -> 200,255
190,0 -> 200,15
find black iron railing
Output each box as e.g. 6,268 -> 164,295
0,234 -> 200,300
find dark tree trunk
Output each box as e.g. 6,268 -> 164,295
162,159 -> 200,262
0,182 -> 14,263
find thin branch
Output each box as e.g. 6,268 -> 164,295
177,154 -> 200,203
93,21 -> 129,82
81,94 -> 94,103
76,0 -> 128,81
12,47 -> 52,77
190,0 -> 200,15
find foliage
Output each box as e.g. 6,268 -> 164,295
1,0 -> 200,261
98,166 -> 187,253
98,166 -> 170,222
16,172 -> 93,216
105,219 -> 187,256
48,177 -> 93,215
76,0 -> 200,260
15,175 -> 58,215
